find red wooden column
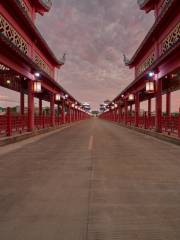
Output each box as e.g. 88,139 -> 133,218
50,94 -> 55,126
119,104 -> 122,122
166,91 -> 171,116
115,108 -> 118,122
69,106 -> 71,123
20,91 -> 24,115
125,99 -> 128,124
135,92 -> 140,127
72,108 -> 74,122
61,100 -> 65,124
39,97 -> 42,116
77,110 -> 79,121
28,80 -> 34,131
57,103 -> 61,124
156,78 -> 162,132
148,98 -> 151,116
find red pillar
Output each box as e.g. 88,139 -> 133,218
148,98 -> 151,116
156,78 -> 162,132
61,100 -> 65,124
50,94 -> 55,126
130,104 -> 132,118
6,107 -> 12,136
57,104 -> 61,124
20,91 -> 24,115
125,100 -> 128,124
77,110 -> 79,121
39,97 -> 42,116
135,92 -> 140,127
28,80 -> 34,131
166,91 -> 171,116
72,108 -> 74,122
69,107 -> 71,123
115,108 -> 118,122
129,104 -> 132,125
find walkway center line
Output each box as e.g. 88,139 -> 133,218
88,135 -> 94,151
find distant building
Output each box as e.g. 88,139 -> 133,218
82,102 -> 91,112
99,99 -> 111,112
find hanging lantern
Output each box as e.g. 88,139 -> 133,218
146,80 -> 155,93
55,93 -> 61,101
33,81 -> 41,93
111,106 -> 115,110
114,103 -> 118,108
71,103 -> 75,108
128,94 -> 135,101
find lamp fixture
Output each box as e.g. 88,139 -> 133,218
6,80 -> 11,85
33,81 -> 41,93
55,94 -> 61,101
146,80 -> 155,93
128,94 -> 135,101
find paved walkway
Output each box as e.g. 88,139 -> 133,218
0,118 -> 180,240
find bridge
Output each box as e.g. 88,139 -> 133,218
0,0 -> 180,239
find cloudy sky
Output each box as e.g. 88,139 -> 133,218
36,0 -> 154,109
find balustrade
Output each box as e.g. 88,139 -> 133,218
101,110 -> 180,138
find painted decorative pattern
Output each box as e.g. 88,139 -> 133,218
161,22 -> 180,55
0,14 -> 29,55
0,64 -> 10,71
33,52 -> 53,77
137,52 -> 155,76
18,0 -> 31,18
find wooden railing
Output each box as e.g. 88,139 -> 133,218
0,108 -> 62,137
100,111 -> 180,138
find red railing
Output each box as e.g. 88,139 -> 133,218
0,109 -> 61,137
162,115 -> 179,136
11,115 -> 28,134
0,115 -> 7,136
0,108 -> 90,138
0,111 -> 28,137
101,110 -> 180,138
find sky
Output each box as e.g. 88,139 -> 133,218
36,0 -> 154,110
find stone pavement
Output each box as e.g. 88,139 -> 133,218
0,118 -> 180,240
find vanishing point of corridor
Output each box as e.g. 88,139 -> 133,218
0,119 -> 180,240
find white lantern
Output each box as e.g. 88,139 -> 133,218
71,103 -> 75,108
33,81 -> 41,93
75,105 -> 78,109
111,106 -> 115,110
114,103 -> 118,108
128,94 -> 135,101
55,94 -> 61,101
146,81 -> 155,93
